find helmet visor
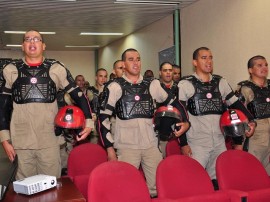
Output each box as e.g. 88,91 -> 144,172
222,123 -> 248,137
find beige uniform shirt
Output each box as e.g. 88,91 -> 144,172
0,57 -> 94,149
100,75 -> 171,149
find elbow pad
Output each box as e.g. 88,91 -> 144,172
0,94 -> 12,130
69,88 -> 92,119
97,114 -> 113,148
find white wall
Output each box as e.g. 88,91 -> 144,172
0,50 -> 96,85
98,15 -> 174,78
181,0 -> 270,89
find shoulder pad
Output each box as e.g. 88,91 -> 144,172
103,79 -> 116,88
45,58 -> 64,67
267,79 -> 270,86
114,77 -> 126,85
11,59 -> 22,65
212,74 -> 222,79
237,80 -> 250,86
180,75 -> 195,81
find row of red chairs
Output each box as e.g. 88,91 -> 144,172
67,143 -> 270,202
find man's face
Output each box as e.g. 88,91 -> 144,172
193,50 -> 213,74
172,67 -> 181,82
75,75 -> 85,90
22,31 -> 46,59
96,70 -> 108,87
160,63 -> 173,84
114,61 -> 124,78
123,51 -> 141,77
249,59 -> 269,79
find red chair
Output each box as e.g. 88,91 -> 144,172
67,143 -> 107,178
88,161 -> 152,202
216,150 -> 270,202
165,139 -> 181,157
156,155 -> 245,202
67,143 -> 107,199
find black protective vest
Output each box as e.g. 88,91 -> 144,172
185,75 -> 224,116
115,77 -> 155,120
157,81 -> 178,109
239,80 -> 270,119
12,59 -> 57,104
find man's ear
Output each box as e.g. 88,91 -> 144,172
192,59 -> 197,67
43,43 -> 46,51
21,44 -> 24,52
248,67 -> 253,75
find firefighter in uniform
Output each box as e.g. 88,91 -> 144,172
157,62 -> 190,158
236,55 -> 270,174
178,47 -> 256,187
0,30 -> 93,180
98,48 -> 190,197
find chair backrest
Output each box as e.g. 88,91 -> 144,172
88,161 -> 151,202
0,155 -> 18,201
156,155 -> 215,199
165,139 -> 181,157
67,143 -> 107,178
216,150 -> 270,191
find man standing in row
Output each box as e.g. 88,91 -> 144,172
236,55 -> 270,174
98,48 -> 189,197
0,30 -> 93,179
178,47 -> 256,188
158,62 -> 190,157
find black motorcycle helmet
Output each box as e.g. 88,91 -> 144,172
153,105 -> 182,141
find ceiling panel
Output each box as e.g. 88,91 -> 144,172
0,0 -> 199,51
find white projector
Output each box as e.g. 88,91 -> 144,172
13,174 -> 57,195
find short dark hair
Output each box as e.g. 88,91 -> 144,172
159,62 -> 172,71
75,75 -> 84,81
193,47 -> 210,60
247,55 -> 266,69
121,48 -> 138,61
96,68 -> 107,76
172,64 -> 180,69
113,60 -> 123,69
23,30 -> 44,43
143,69 -> 154,78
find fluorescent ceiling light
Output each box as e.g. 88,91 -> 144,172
80,32 -> 123,36
115,0 -> 179,5
65,45 -> 100,48
4,31 -> 56,34
6,44 -> 22,47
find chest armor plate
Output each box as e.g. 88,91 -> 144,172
115,78 -> 155,120
186,75 -> 223,116
12,59 -> 57,104
242,80 -> 270,119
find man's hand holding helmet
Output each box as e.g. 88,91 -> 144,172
220,109 -> 256,138
55,105 -> 92,141
154,105 -> 190,141
173,121 -> 190,137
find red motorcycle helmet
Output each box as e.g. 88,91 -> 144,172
220,109 -> 248,137
55,106 -> 85,129
153,105 -> 182,141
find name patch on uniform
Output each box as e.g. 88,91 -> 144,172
30,77 -> 37,84
135,95 -> 140,101
206,93 -> 212,99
